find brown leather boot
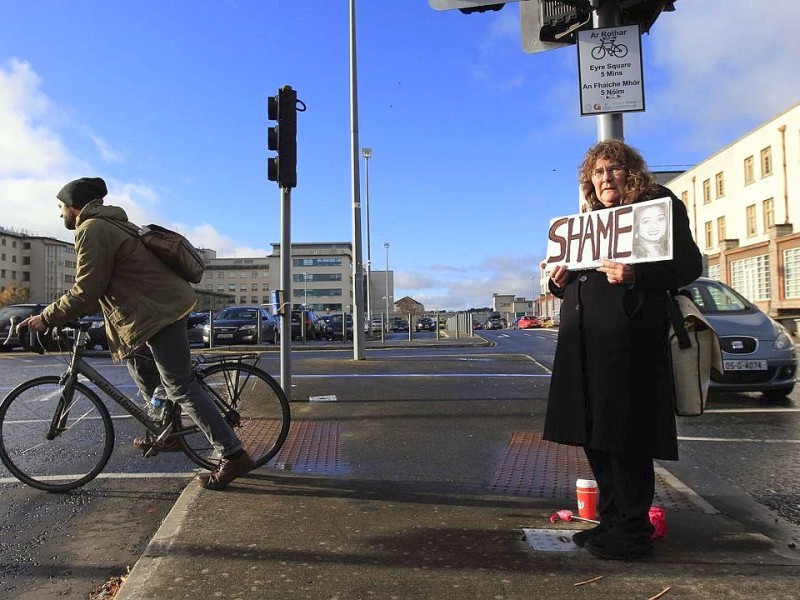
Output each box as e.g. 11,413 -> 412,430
196,451 -> 255,490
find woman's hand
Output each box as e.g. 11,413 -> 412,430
598,260 -> 633,285
550,265 -> 570,289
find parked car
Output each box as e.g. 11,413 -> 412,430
0,303 -> 49,350
517,315 -> 542,329
389,317 -> 408,333
473,321 -> 484,330
202,306 -> 279,346
290,309 -> 322,340
680,277 -> 797,401
371,316 -> 385,332
323,314 -> 353,340
485,312 -> 505,330
64,314 -> 108,349
415,317 -> 436,332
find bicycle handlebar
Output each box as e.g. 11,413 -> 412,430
3,317 -> 18,346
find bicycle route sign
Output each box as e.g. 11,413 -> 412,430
577,24 -> 644,116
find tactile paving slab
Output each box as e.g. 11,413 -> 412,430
490,432 -> 696,511
267,421 -> 347,475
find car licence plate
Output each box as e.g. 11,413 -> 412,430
723,360 -> 767,371
217,333 -> 234,339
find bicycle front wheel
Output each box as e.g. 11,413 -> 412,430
0,376 -> 114,492
177,363 -> 290,470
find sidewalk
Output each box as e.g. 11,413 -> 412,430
116,472 -> 799,600
115,335 -> 800,600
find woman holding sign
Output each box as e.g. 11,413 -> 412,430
543,139 -> 702,560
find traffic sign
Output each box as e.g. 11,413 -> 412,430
577,25 -> 645,115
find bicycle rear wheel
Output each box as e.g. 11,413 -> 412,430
0,376 -> 114,492
176,362 -> 290,470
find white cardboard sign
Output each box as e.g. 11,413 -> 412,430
544,198 -> 672,270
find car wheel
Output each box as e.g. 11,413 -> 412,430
764,387 -> 794,402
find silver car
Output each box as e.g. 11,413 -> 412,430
680,277 -> 797,401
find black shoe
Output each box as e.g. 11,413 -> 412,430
572,524 -> 610,548
584,529 -> 653,560
196,451 -> 255,490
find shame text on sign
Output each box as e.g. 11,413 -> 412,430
546,206 -> 633,265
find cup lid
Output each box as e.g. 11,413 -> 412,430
576,478 -> 598,488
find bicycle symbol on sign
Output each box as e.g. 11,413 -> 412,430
591,36 -> 628,60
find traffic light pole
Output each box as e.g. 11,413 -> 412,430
279,185 -> 292,402
594,0 -> 624,141
349,0 -> 366,361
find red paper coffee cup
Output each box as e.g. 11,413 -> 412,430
576,478 -> 598,520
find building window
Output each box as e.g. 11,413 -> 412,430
716,216 -> 726,242
23,242 -> 30,250
744,156 -> 754,185
760,146 -> 772,177
715,172 -> 724,198
702,179 -> 711,204
680,190 -> 688,206
22,272 -> 30,282
240,295 -> 247,304
704,221 -> 713,249
763,197 -> 774,230
784,248 -> 800,299
746,205 -> 757,236
251,296 -> 259,304
731,255 -> 770,301
252,283 -> 258,291
707,264 -> 721,281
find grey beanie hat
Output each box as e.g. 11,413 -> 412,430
57,177 -> 108,209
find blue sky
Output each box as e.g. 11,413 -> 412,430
2,1 -> 799,310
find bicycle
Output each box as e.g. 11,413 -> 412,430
0,319 -> 291,492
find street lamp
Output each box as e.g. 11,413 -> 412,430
384,242 -> 390,330
361,147 -> 373,331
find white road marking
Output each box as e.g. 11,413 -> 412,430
0,472 -> 197,485
678,436 -> 800,444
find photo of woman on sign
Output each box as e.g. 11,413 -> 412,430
543,139 -> 702,561
632,200 -> 670,259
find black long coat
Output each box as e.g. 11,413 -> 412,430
543,190 -> 702,460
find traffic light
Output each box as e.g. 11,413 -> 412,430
267,85 -> 297,189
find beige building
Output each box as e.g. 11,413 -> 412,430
0,227 -> 76,303
668,100 -> 800,329
195,242 -> 356,315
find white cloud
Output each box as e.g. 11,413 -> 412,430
396,251 -> 542,311
0,60 -> 265,256
650,1 -> 800,149
0,59 -> 72,179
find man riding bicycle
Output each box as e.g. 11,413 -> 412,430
17,177 -> 254,490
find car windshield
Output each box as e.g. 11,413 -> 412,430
682,280 -> 750,313
219,309 -> 257,320
0,306 -> 37,320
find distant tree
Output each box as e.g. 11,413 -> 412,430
0,286 -> 30,308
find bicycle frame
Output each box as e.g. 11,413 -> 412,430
48,328 -> 163,440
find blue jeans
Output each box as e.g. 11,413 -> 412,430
126,317 -> 242,457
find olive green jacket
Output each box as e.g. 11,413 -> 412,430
41,201 -> 197,361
